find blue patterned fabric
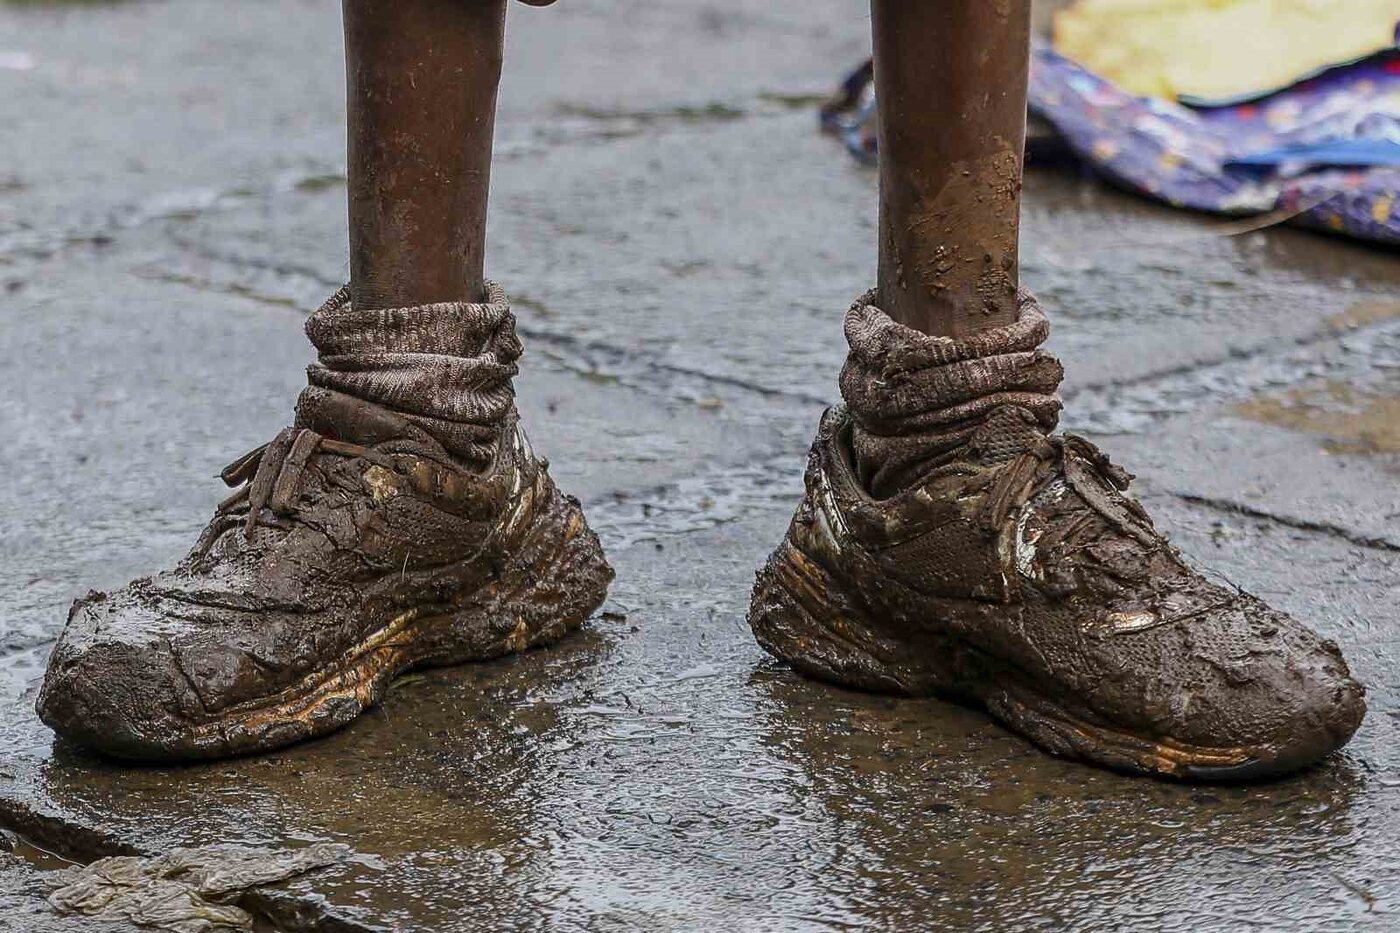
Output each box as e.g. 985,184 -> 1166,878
821,44 -> 1400,246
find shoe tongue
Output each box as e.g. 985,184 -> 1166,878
294,387 -> 445,454
966,405 -> 1049,466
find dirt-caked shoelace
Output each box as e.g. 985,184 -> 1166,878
216,427 -> 389,539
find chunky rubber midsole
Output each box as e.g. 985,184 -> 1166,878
750,540 -> 1265,780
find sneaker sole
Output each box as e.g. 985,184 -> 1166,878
750,540 -> 1303,782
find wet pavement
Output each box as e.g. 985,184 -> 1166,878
1,0 -> 1398,930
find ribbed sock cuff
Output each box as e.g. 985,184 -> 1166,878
839,289 -> 1063,496
299,282 -> 522,468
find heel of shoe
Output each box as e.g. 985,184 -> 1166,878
432,488 -> 614,663
748,541 -> 942,694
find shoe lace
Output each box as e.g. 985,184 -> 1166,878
215,427 -> 375,540
976,432 -> 1158,551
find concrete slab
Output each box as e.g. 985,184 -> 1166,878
2,497 -> 1398,930
2,1 -> 1399,931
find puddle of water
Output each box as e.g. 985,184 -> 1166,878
3,831 -> 78,872
1237,380 -> 1400,456
1327,299 -> 1400,333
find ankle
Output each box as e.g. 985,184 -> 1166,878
300,282 -> 522,469
839,289 -> 1063,496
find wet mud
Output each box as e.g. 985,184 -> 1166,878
1239,379 -> 1400,457
1,0 -> 1398,929
905,150 -> 1022,319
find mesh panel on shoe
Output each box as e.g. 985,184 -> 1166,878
879,519 -> 1004,598
970,406 -> 1049,466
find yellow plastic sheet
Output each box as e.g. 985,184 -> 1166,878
1053,0 -> 1400,101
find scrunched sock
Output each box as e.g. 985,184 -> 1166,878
839,289 -> 1064,498
298,281 -> 522,469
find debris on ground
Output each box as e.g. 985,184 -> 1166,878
46,844 -> 348,933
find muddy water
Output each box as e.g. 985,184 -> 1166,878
1239,377 -> 1400,458
4,486 -> 1398,931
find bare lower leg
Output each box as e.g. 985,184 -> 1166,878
871,0 -> 1031,338
343,0 -> 506,309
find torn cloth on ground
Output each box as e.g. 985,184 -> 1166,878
47,843 -> 347,933
820,45 -> 1400,246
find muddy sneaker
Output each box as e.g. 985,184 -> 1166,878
749,290 -> 1365,781
38,283 -> 612,760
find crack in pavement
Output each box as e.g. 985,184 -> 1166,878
1063,313 -> 1400,435
0,94 -> 821,266
151,242 -> 1400,437
151,245 -> 831,411
1168,492 -> 1400,554
108,251 -> 1400,555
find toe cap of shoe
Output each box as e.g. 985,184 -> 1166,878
1162,605 -> 1366,779
36,592 -> 206,761
1194,644 -> 1364,780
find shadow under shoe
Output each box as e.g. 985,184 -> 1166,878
750,289 -> 1364,782
37,390 -> 612,761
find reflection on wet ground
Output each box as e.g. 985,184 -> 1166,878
5,493 -> 1397,930
753,673 -> 1374,931
2,0 -> 1399,929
